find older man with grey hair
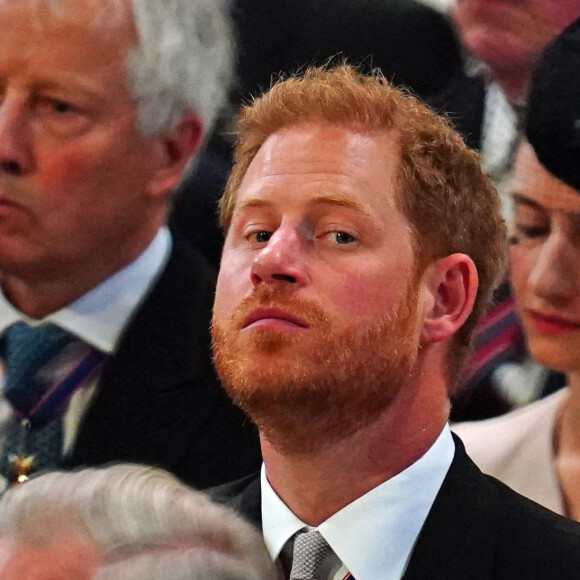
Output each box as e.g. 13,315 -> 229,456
0,0 -> 261,489
0,464 -> 277,579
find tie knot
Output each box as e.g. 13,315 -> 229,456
4,322 -> 73,369
289,529 -> 332,580
2,322 -> 76,417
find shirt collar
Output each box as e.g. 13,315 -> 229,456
262,424 -> 454,580
0,227 -> 172,353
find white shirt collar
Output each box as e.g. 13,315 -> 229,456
0,227 -> 172,353
262,424 -> 454,580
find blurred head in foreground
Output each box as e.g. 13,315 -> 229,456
0,464 -> 276,580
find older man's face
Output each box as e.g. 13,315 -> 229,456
0,0 -> 168,288
212,123 -> 426,452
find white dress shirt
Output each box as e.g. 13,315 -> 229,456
262,424 -> 455,580
480,82 -> 521,223
0,226 -> 172,478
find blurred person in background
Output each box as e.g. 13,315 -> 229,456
0,464 -> 277,580
0,0 -> 261,490
454,18 -> 580,519
446,0 -> 580,179
437,0 -> 580,422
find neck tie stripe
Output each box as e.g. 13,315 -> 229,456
25,349 -> 106,423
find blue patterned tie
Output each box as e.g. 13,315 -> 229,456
3,323 -> 75,416
1,322 -> 96,482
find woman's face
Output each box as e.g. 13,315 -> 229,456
510,142 -> 580,374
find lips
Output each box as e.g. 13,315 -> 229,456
526,310 -> 580,334
0,196 -> 24,218
242,307 -> 308,330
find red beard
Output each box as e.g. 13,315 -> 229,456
212,284 -> 420,455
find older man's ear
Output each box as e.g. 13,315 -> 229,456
147,112 -> 204,199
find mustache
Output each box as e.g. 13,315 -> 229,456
227,285 -> 329,329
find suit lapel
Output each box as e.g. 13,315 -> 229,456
69,237 -> 220,469
211,473 -> 263,530
229,474 -> 262,530
403,435 -> 499,579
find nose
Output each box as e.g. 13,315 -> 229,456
0,94 -> 33,176
250,226 -> 309,288
528,232 -> 580,303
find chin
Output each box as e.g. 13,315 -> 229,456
463,30 -> 531,72
527,338 -> 580,377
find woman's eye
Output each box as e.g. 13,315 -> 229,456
515,224 -> 549,239
328,231 -> 356,245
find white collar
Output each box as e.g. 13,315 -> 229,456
0,227 -> 171,353
262,424 -> 454,580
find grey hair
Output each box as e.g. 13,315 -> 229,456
128,0 -> 234,137
26,0 -> 234,138
0,464 -> 276,580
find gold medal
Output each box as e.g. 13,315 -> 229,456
8,454 -> 34,486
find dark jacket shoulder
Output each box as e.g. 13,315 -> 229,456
68,235 -> 262,489
406,435 -> 580,578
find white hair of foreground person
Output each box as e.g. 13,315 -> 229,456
0,464 -> 276,580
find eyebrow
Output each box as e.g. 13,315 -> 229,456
237,193 -> 374,218
36,79 -> 106,101
512,193 -> 544,211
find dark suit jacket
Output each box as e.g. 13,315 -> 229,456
211,435 -> 580,577
65,236 -> 261,489
428,69 -> 487,153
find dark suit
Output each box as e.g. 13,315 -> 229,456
211,435 -> 580,577
65,236 -> 261,489
428,69 -> 486,153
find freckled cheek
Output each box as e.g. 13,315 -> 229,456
215,255 -> 251,319
328,271 -> 400,318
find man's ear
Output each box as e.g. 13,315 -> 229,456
420,253 -> 478,344
147,112 -> 204,198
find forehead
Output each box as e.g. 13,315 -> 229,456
513,142 -> 580,213
0,534 -> 100,579
0,0 -> 134,43
236,123 -> 402,216
0,0 -> 137,90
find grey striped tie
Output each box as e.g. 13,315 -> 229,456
289,530 -> 332,580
